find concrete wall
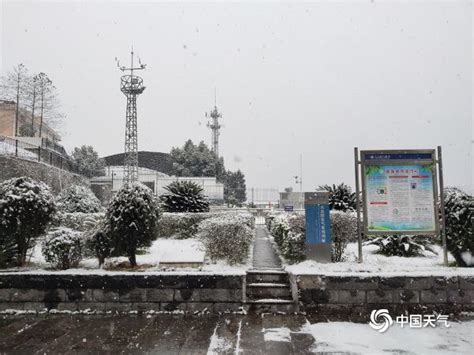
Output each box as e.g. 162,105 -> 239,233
295,274 -> 474,315
0,274 -> 245,314
0,155 -> 88,194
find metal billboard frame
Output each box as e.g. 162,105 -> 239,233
354,147 -> 447,265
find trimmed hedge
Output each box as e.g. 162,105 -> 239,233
198,213 -> 255,264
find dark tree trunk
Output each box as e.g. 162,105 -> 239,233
128,252 -> 137,267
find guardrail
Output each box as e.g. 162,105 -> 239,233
0,135 -> 92,176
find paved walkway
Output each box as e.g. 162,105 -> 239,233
252,226 -> 282,269
0,314 -> 314,354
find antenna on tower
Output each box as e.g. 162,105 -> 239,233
206,89 -> 222,158
117,48 -> 147,183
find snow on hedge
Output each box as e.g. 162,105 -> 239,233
198,212 -> 255,265
42,228 -> 83,270
0,177 -> 56,266
56,185 -> 102,213
52,211 -> 104,232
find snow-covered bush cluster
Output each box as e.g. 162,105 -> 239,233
268,213 -> 306,263
365,235 -> 437,257
158,212 -> 212,239
158,210 -> 255,239
42,228 -> 82,270
56,185 -> 102,213
106,182 -> 161,266
52,212 -> 104,232
85,227 -> 112,267
444,188 -> 474,267
330,211 -> 358,262
198,213 -> 254,264
0,177 -> 56,267
160,180 -> 210,213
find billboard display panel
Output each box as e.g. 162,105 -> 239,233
361,151 -> 438,235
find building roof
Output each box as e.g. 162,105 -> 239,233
103,151 -> 174,175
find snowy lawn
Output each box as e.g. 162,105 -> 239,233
286,242 -> 474,276
295,320 -> 474,354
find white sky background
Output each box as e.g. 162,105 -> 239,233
1,1 -> 472,192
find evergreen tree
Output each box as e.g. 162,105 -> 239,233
224,170 -> 247,207
170,140 -> 225,181
71,145 -> 105,178
105,182 -> 160,267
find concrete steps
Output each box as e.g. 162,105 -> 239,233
245,269 -> 296,313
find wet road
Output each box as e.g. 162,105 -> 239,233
0,313 -> 316,354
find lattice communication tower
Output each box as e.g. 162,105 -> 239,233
116,49 -> 146,183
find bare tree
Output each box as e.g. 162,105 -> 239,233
1,64 -> 30,136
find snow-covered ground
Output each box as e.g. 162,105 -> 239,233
294,320 -> 474,354
286,242 -> 474,277
4,237 -> 249,275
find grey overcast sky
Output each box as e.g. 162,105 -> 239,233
1,0 -> 472,192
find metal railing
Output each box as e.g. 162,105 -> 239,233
0,135 -> 91,176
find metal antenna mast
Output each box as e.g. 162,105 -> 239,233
116,48 -> 146,183
206,88 -> 222,157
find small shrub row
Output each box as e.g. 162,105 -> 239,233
198,213 -> 255,265
51,212 -> 105,232
269,213 -> 306,264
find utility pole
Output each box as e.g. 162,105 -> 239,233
294,154 -> 303,193
206,88 -> 222,158
116,48 -> 146,183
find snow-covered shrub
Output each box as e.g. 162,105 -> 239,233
198,215 -> 254,264
85,229 -> 113,267
42,228 -> 82,270
56,185 -> 102,213
270,214 -> 290,247
106,182 -> 160,266
365,235 -> 437,257
269,213 -> 306,263
52,211 -> 104,232
444,188 -> 474,267
0,177 -> 56,266
265,211 -> 280,231
160,180 -> 210,213
330,211 -> 358,262
157,212 -> 212,239
318,183 -> 356,212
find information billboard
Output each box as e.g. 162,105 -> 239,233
360,150 -> 439,235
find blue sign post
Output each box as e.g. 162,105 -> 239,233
304,191 -> 332,262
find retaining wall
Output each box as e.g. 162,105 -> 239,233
0,156 -> 88,194
0,274 -> 244,314
294,274 -> 474,316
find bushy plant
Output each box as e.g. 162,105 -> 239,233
330,211 -> 358,262
157,212 -> 212,239
106,182 -> 160,266
444,188 -> 474,267
160,180 -> 210,213
52,212 -> 104,232
318,183 -> 356,212
269,213 -> 306,263
42,228 -> 82,270
365,235 -> 437,257
0,177 -> 56,266
85,228 -> 113,267
198,214 -> 254,264
56,185 -> 102,213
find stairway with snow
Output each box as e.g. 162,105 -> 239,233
245,269 -> 296,313
245,226 -> 297,313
